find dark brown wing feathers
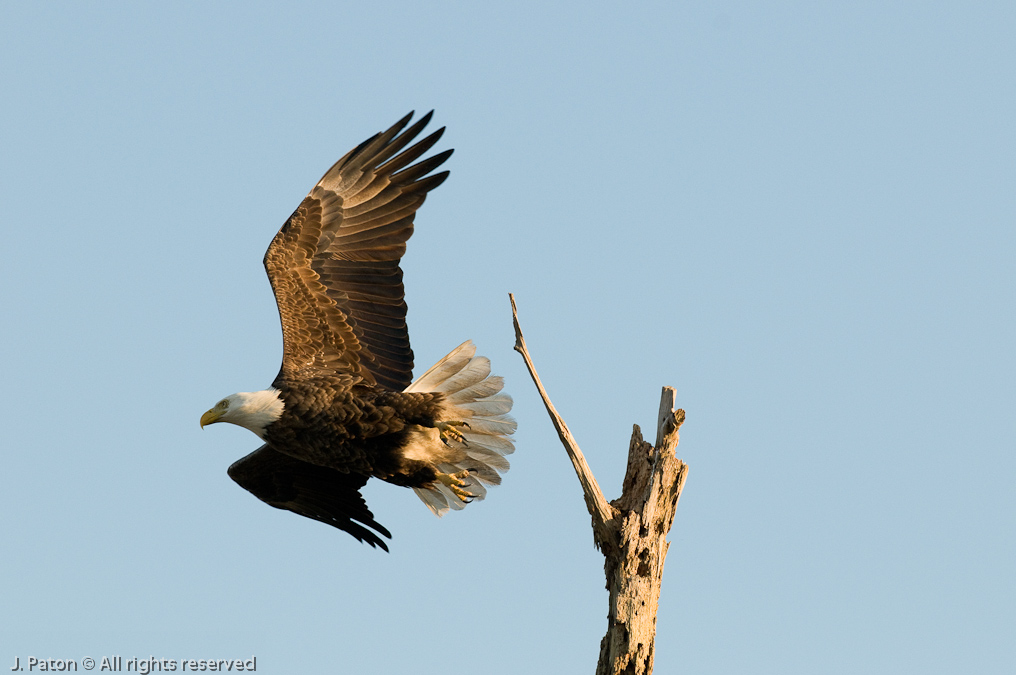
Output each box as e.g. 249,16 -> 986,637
228,445 -> 392,551
264,111 -> 451,392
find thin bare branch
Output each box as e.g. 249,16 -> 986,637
509,293 -> 617,540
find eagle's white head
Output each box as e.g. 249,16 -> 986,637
200,389 -> 285,439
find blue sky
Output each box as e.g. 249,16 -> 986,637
2,1 -> 1014,673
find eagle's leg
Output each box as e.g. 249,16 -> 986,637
436,469 -> 477,502
436,420 -> 470,446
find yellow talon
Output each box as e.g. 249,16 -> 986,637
437,470 -> 475,502
436,420 -> 469,445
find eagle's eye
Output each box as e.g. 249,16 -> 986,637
218,400 -> 229,409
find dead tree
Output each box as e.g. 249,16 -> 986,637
510,294 -> 688,675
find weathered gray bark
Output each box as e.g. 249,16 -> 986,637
510,294 -> 688,675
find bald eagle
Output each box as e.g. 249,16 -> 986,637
200,112 -> 515,551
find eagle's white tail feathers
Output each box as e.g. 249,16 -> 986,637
405,341 -> 516,517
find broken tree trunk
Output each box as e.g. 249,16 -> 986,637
510,294 -> 688,675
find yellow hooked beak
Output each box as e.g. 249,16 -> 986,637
200,408 -> 225,429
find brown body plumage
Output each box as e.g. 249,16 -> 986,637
265,381 -> 447,484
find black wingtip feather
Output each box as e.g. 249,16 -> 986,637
409,170 -> 450,194
377,126 -> 448,176
366,112 -> 437,169
390,148 -> 454,186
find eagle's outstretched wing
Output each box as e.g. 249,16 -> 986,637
228,445 -> 392,551
264,111 -> 452,391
